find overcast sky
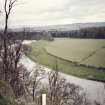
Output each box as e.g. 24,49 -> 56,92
0,0 -> 105,28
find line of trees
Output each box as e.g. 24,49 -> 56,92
50,27 -> 105,39
1,26 -> 104,40
0,30 -> 54,41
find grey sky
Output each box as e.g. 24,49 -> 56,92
0,0 -> 105,28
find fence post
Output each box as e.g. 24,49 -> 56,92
42,94 -> 46,105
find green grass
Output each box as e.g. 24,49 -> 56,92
0,96 -> 24,105
0,96 -> 11,105
27,40 -> 105,81
46,38 -> 105,68
82,48 -> 105,68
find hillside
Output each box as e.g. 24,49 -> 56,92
3,22 -> 105,32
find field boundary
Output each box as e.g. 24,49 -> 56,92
45,47 -> 105,71
79,46 -> 105,64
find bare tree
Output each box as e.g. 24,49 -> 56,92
46,60 -> 90,105
47,70 -> 90,105
0,37 -> 24,96
3,0 -> 18,80
0,0 -> 25,97
19,64 -> 46,105
31,64 -> 45,101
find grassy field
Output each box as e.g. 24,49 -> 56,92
46,38 -> 105,68
27,39 -> 105,81
81,48 -> 105,68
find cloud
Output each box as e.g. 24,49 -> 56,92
0,0 -> 105,27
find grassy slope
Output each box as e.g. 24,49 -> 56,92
0,96 -> 24,105
0,96 -> 17,105
0,96 -> 11,105
0,80 -> 26,105
27,40 -> 105,81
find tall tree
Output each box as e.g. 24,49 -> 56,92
3,0 -> 18,81
0,0 -> 25,97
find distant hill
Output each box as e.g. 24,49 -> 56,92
1,22 -> 105,39
4,22 -> 105,32
29,22 -> 105,31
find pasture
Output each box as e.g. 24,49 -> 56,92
46,38 -> 105,68
27,39 -> 105,81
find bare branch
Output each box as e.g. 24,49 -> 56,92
11,0 -> 17,5
4,0 -> 8,15
7,0 -> 17,16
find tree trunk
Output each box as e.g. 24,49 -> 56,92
3,14 -> 8,81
